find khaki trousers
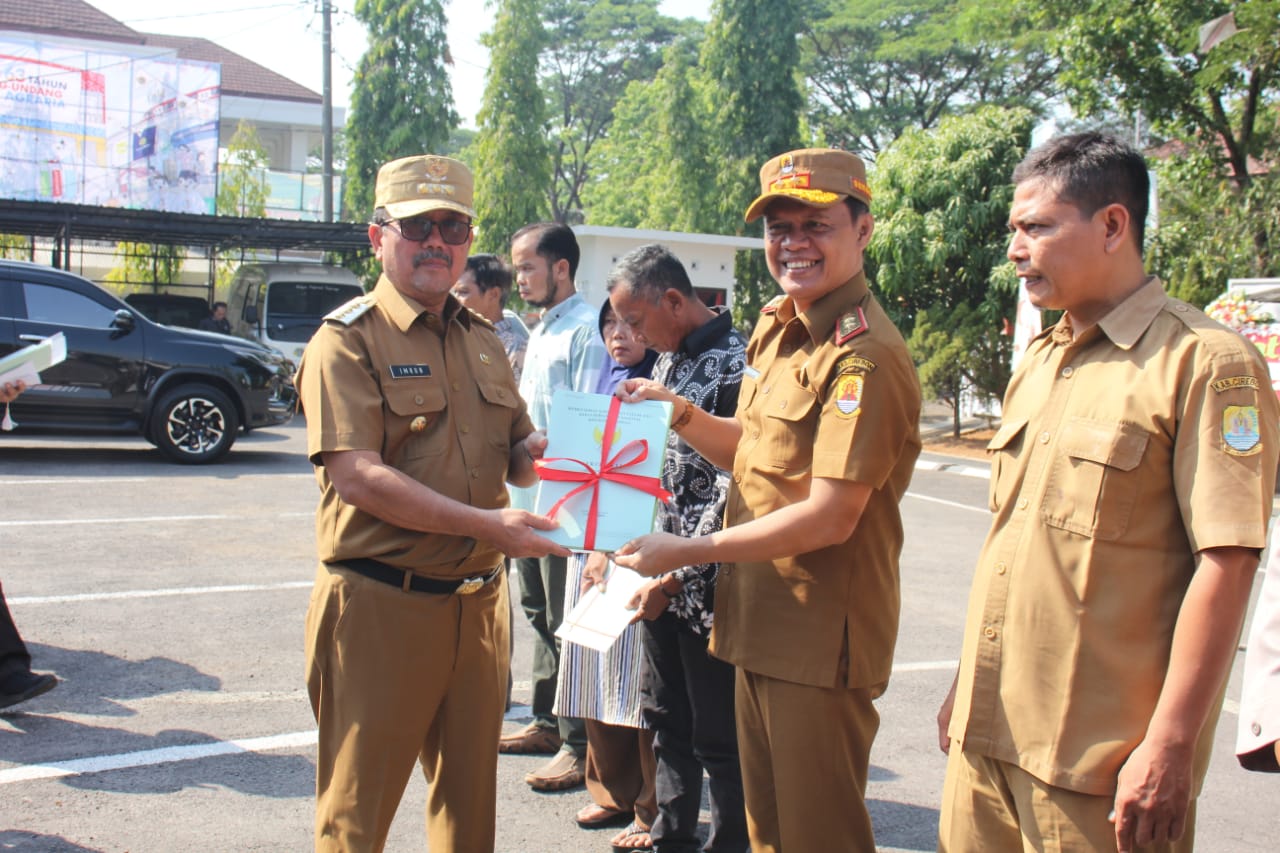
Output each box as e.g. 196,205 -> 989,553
939,745 -> 1198,853
305,563 -> 509,853
585,719 -> 658,827
735,669 -> 880,852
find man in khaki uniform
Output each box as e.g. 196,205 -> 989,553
937,133 -> 1280,853
614,148 -> 922,851
296,154 -> 569,852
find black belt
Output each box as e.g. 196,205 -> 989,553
338,558 -> 502,596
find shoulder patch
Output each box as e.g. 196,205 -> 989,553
834,308 -> 868,345
323,293 -> 376,326
761,295 -> 785,314
464,306 -> 496,331
835,354 -> 876,375
1212,375 -> 1260,393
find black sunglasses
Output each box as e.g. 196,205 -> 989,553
383,216 -> 472,245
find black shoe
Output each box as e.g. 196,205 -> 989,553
0,671 -> 58,710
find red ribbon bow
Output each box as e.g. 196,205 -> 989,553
535,396 -> 672,550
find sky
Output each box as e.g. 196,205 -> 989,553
89,0 -> 713,128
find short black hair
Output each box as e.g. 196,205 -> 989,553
211,301 -> 227,311
844,197 -> 870,222
1013,132 -> 1150,250
606,243 -> 693,302
463,254 -> 513,308
511,222 -> 580,281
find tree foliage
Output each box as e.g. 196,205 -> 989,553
701,0 -> 805,329
1049,0 -> 1280,279
582,36 -> 714,231
344,0 -> 458,220
103,242 -> 186,293
540,0 -> 685,223
471,0 -> 552,254
869,106 -> 1032,419
801,0 -> 1057,157
869,105 -> 1033,330
216,120 -> 269,218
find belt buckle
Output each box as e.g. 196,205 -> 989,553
455,576 -> 484,596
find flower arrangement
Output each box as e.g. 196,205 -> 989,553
1205,290 -> 1275,331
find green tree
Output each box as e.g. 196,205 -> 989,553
908,301 -> 1012,436
869,106 -> 1033,423
801,0 -> 1057,157
583,36 -> 714,230
869,105 -> 1033,329
344,0 -> 459,220
0,234 -> 31,260
216,120 -> 270,218
471,0 -> 552,254
540,0 -> 685,223
1049,0 -> 1280,278
701,0 -> 805,329
103,242 -> 187,295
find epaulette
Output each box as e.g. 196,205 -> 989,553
464,306 -> 496,331
761,295 -> 785,314
323,293 -> 377,326
834,307 -> 868,345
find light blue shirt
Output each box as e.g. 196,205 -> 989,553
514,291 -> 604,510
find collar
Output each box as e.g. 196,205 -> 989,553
538,292 -> 586,329
773,272 -> 870,347
373,275 -> 471,333
1095,275 -> 1165,350
678,307 -> 734,357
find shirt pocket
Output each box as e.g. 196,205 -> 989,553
385,381 -> 448,459
763,380 -> 819,469
986,417 -> 1027,513
477,379 -> 520,450
1042,418 -> 1149,540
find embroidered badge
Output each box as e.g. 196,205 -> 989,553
1223,405 -> 1262,456
835,354 -> 876,375
479,352 -> 491,364
410,416 -> 428,433
1211,376 -> 1260,393
390,364 -> 431,378
834,308 -> 868,345
832,373 -> 864,418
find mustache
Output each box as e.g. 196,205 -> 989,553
413,249 -> 451,266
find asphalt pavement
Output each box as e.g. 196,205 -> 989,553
0,418 -> 1274,851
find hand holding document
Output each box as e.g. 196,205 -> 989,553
555,559 -> 649,652
0,332 -> 67,430
0,332 -> 66,388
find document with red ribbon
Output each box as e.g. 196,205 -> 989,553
534,390 -> 673,552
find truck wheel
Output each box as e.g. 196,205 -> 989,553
150,384 -> 239,464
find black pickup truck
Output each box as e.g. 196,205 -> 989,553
0,260 -> 297,463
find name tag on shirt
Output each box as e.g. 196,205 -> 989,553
389,364 -> 431,378
744,365 -> 761,379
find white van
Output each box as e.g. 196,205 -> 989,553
226,263 -> 365,364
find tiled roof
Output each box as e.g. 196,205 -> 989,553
0,0 -> 144,45
0,0 -> 321,105
142,33 -> 320,104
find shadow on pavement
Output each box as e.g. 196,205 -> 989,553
870,798 -> 940,850
0,830 -> 105,852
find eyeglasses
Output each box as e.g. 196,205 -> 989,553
382,216 -> 472,245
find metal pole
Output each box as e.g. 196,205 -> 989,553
322,0 -> 334,223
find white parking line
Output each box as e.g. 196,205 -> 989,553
8,581 -> 313,606
0,730 -> 319,786
0,511 -> 312,528
904,492 -> 988,514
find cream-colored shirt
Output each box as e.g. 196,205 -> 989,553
950,277 -> 1280,795
296,276 -> 532,577
710,273 -> 922,689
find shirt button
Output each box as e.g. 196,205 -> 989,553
1175,304 -> 1189,312
763,385 -> 772,395
779,400 -> 787,410
1253,722 -> 1263,736
732,472 -> 741,483
452,382 -> 460,391
1016,498 -> 1029,510
414,395 -> 424,405
751,429 -> 760,439
471,468 -> 480,478
1061,366 -> 1073,378
994,562 -> 1007,575
983,627 -> 998,640
1039,431 -> 1051,444
461,425 -> 470,434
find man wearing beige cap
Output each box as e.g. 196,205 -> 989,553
613,148 -> 922,851
296,154 -> 570,852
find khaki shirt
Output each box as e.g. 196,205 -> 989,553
950,277 -> 1280,795
709,272 -> 922,689
296,275 -> 533,578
